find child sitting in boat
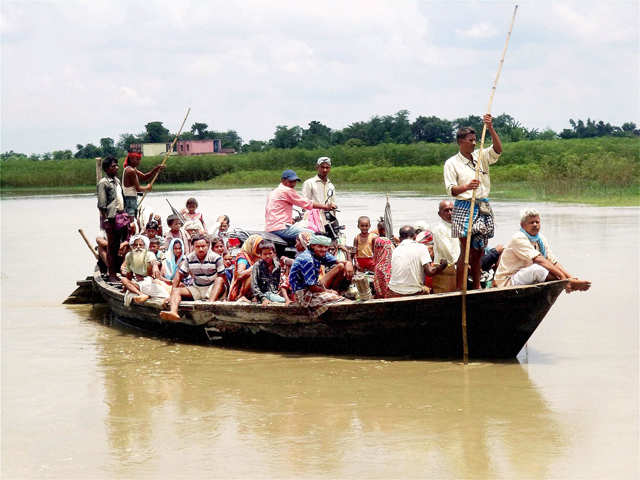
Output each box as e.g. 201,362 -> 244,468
181,197 -> 206,231
164,214 -> 188,250
120,235 -> 170,304
353,216 -> 378,272
251,240 -> 287,305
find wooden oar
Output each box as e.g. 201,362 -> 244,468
137,107 -> 191,209
78,228 -> 99,260
461,5 -> 518,364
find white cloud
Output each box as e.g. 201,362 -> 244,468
0,0 -> 637,153
456,23 -> 497,39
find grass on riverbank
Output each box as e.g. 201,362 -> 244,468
1,137 -> 638,205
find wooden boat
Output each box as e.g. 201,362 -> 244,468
76,268 -> 568,359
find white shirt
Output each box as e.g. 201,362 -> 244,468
302,175 -> 335,204
494,231 -> 558,287
443,146 -> 500,200
388,239 -> 432,295
432,217 -> 460,265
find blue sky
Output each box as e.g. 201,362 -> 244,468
1,0 -> 638,154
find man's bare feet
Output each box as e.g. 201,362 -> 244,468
566,278 -> 591,292
134,294 -> 150,304
160,311 -> 181,321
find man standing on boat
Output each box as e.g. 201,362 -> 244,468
444,114 -> 502,290
122,150 -> 164,217
302,157 -> 336,206
494,208 -> 591,292
265,169 -> 335,245
97,156 -> 127,282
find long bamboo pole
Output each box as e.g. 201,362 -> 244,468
461,5 -> 518,364
137,107 -> 191,208
78,228 -> 99,260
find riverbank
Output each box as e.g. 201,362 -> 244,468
2,179 -> 637,206
1,137 -> 637,205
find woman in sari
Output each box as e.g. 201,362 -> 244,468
160,238 -> 186,286
228,234 -> 263,301
372,237 -> 394,298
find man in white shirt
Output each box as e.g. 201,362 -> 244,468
388,226 -> 447,296
302,156 -> 336,206
494,208 -> 591,292
443,114 -> 502,290
432,200 -> 460,265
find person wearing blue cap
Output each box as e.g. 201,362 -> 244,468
265,169 -> 335,245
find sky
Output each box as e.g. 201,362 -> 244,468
1,0 -> 638,154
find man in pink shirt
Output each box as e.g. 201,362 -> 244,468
266,169 -> 335,244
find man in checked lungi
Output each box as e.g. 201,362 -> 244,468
444,114 -> 503,290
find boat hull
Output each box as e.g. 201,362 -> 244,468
91,270 -> 566,359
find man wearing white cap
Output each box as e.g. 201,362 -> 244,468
302,157 -> 336,207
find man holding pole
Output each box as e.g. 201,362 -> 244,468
122,150 -> 164,216
444,114 -> 502,290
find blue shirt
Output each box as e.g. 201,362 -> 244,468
289,249 -> 337,292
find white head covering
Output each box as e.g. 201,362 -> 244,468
129,234 -> 150,249
316,156 -> 331,166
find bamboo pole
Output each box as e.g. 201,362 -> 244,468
461,5 -> 518,364
137,107 -> 191,208
95,157 -> 102,183
78,228 -> 99,260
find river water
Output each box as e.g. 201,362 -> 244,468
1,189 -> 638,479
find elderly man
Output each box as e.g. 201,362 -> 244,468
120,234 -> 168,304
444,114 -> 502,290
97,156 -> 127,281
388,225 -> 447,297
494,208 -> 591,292
266,169 -> 335,245
159,233 -> 226,321
432,200 -> 460,265
289,234 -> 353,315
302,156 -> 336,205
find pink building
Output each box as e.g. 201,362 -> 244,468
175,139 -> 217,156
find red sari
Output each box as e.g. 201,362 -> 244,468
372,237 -> 394,298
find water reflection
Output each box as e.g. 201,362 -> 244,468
83,306 -> 564,478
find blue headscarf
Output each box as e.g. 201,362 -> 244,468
520,228 -> 546,258
164,238 -> 185,280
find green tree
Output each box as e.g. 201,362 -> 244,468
144,121 -> 170,143
74,143 -> 101,158
0,150 -> 27,160
117,133 -> 144,151
99,137 -> 118,157
300,120 -> 332,149
241,140 -> 269,152
411,116 -> 453,143
191,122 -> 209,138
52,150 -> 73,160
271,125 -> 302,149
390,110 -> 412,144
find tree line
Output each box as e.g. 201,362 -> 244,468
1,113 -> 637,161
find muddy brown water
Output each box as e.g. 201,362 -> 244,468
1,190 -> 637,478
